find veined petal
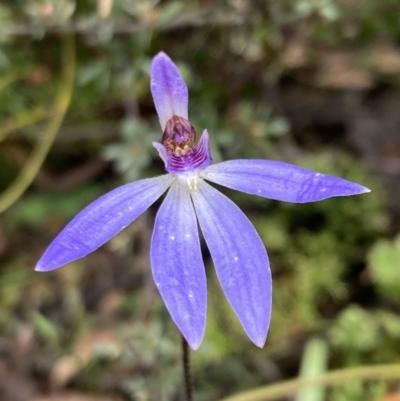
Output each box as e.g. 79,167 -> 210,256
202,160 -> 370,203
192,182 -> 272,347
36,175 -> 175,272
151,52 -> 188,130
151,180 -> 206,349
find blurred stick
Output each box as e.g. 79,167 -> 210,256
0,35 -> 75,213
218,363 -> 400,401
97,0 -> 113,19
295,338 -> 329,401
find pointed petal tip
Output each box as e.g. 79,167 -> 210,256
175,321 -> 205,351
178,325 -> 205,351
35,261 -> 59,272
34,264 -> 44,272
346,184 -> 371,196
35,259 -> 61,272
321,182 -> 371,200
187,337 -> 202,351
151,52 -> 170,68
151,52 -> 175,74
187,323 -> 206,350
252,335 -> 267,348
201,129 -> 210,142
175,316 -> 205,351
153,51 -> 170,60
247,324 -> 269,348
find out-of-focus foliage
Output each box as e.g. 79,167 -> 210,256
368,235 -> 400,301
1,1 -> 400,401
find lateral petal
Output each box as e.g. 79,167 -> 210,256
151,181 -> 207,350
151,52 -> 189,130
36,175 -> 174,272
202,160 -> 370,203
192,182 -> 272,347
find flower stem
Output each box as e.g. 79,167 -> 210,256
181,335 -> 193,401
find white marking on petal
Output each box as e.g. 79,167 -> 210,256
175,170 -> 204,192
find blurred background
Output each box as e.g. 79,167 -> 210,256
1,1 -> 400,400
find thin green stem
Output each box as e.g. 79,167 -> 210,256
0,35 -> 75,213
217,363 -> 400,401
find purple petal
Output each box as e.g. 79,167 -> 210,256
202,160 -> 370,203
191,182 -> 272,347
151,52 -> 188,130
151,181 -> 206,350
152,141 -> 169,169
36,175 -> 174,272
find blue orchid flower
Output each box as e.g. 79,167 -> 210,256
36,52 -> 370,350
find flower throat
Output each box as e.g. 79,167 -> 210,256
163,115 -> 196,156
